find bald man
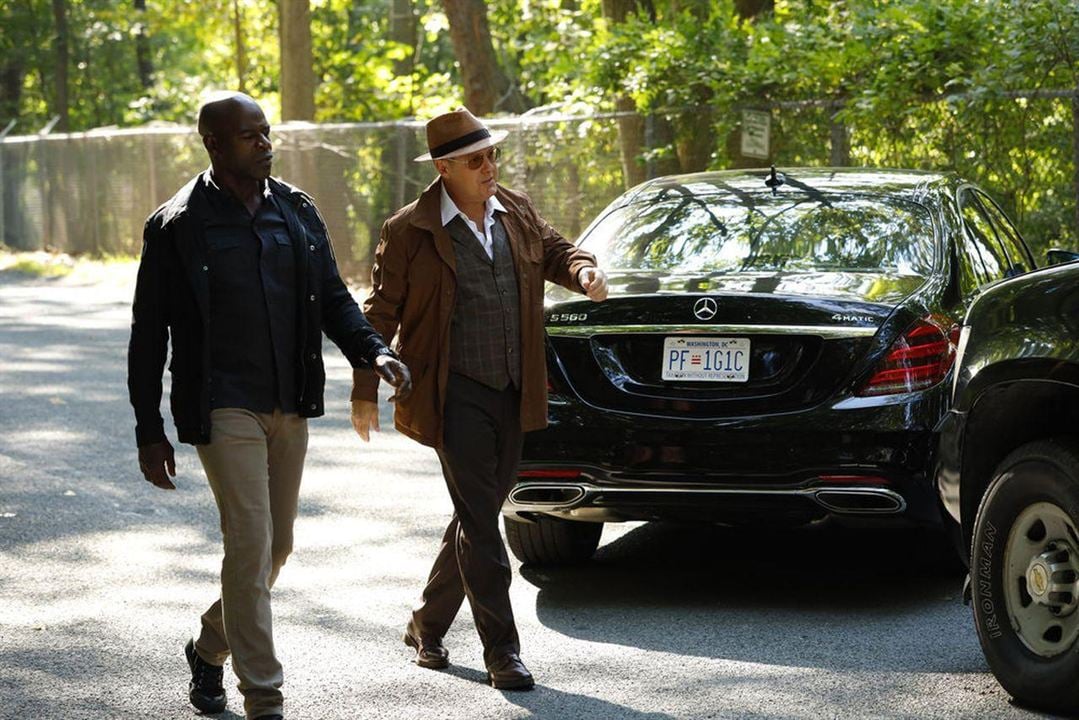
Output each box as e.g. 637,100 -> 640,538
128,92 -> 411,720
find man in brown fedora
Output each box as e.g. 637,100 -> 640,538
350,108 -> 608,689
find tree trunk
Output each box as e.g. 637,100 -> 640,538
279,0 -> 316,120
0,61 -> 25,123
614,96 -> 645,189
232,0 -> 247,93
51,0 -> 69,132
604,0 -> 680,184
133,0 -> 153,89
389,0 -> 417,77
674,106 -> 714,172
441,0 -> 530,114
669,0 -> 707,14
605,0 -> 644,189
666,0 -> 714,172
734,0 -> 773,18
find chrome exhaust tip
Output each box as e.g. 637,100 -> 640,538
813,488 -> 905,514
508,484 -> 586,507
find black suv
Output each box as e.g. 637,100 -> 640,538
936,252 -> 1079,714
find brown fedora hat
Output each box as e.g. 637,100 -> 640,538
413,108 -> 509,162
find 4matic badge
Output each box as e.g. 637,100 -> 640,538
831,313 -> 875,324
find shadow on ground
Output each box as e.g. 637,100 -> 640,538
522,521 -> 972,673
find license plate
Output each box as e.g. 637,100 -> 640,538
661,337 -> 751,382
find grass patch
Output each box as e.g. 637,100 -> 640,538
4,258 -> 75,278
0,249 -> 139,283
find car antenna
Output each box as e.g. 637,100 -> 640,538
765,165 -> 785,196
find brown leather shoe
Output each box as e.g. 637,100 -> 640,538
486,653 -> 534,690
403,629 -> 449,669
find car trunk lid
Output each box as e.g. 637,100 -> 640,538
545,270 -> 917,418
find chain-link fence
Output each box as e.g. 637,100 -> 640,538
0,114 -> 631,280
2,100 -> 1076,280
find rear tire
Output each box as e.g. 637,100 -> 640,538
503,516 -> 602,566
971,438 -> 1079,715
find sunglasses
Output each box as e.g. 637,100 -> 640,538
444,146 -> 502,170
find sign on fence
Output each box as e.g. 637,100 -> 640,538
741,110 -> 771,160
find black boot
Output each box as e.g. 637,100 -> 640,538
184,639 -> 227,714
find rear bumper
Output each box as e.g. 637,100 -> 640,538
503,478 -> 909,524
508,389 -> 947,527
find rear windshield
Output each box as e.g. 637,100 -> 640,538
579,192 -> 937,276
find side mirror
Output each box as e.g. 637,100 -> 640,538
1046,248 -> 1079,266
1003,263 -> 1026,278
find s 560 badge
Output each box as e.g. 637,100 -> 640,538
549,313 -> 588,323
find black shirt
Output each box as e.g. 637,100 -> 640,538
201,173 -> 298,413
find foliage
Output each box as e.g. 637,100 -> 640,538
1,0 -> 1078,257
485,0 -> 605,109
312,0 -> 462,121
583,0 -> 1079,251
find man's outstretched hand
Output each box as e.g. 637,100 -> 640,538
579,266 -> 609,302
138,440 -> 176,490
374,355 -> 412,402
353,356 -> 411,443
351,399 -> 380,442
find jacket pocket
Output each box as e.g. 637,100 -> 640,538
205,229 -> 241,251
526,242 -> 544,264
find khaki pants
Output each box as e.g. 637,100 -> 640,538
193,408 -> 308,720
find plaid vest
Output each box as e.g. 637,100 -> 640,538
446,214 -> 522,390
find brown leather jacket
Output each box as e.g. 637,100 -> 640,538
351,179 -> 596,448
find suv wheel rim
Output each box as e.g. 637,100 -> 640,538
1004,502 -> 1079,657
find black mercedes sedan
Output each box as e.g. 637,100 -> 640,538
502,167 -> 1037,566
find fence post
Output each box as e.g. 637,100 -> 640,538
88,133 -> 102,254
394,122 -> 407,212
147,131 -> 158,214
644,113 -> 655,179
515,117 -> 526,187
829,104 -> 850,166
1073,87 -> 1079,240
0,120 -> 15,248
35,117 -> 61,252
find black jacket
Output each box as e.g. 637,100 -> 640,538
128,171 -> 392,447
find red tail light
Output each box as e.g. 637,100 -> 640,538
518,469 -> 582,479
817,474 -> 890,485
857,315 -> 959,397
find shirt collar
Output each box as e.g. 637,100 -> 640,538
439,182 -> 506,228
203,169 -> 272,213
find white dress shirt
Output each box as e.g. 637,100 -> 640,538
440,184 -> 507,260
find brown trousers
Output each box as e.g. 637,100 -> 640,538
194,408 -> 308,720
410,373 -> 524,666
